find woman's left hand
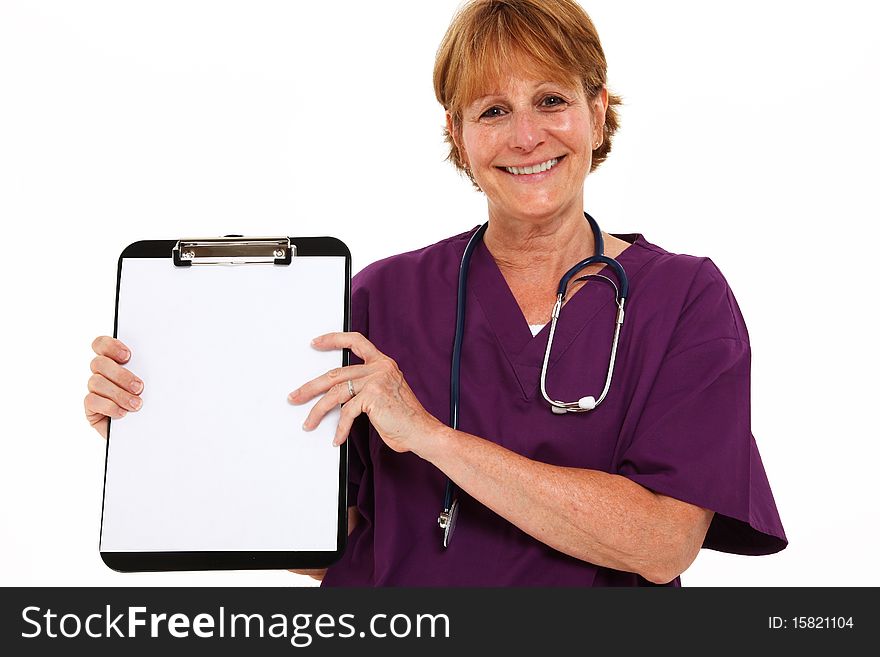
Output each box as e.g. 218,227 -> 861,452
288,332 -> 443,453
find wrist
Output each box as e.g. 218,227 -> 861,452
411,419 -> 455,464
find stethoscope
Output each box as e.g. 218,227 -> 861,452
438,211 -> 629,548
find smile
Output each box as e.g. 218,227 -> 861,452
501,156 -> 563,176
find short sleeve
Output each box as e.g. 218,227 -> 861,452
618,260 -> 787,555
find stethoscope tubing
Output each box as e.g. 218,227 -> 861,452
444,222 -> 488,511
440,212 -> 628,545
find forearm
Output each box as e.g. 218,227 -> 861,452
415,425 -> 708,583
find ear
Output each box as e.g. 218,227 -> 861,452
591,87 -> 609,146
446,111 -> 469,167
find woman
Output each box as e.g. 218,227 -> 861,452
85,0 -> 786,586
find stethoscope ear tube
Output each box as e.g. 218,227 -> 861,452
540,294 -> 626,413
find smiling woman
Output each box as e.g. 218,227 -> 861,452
84,0 -> 787,587
310,0 -> 784,586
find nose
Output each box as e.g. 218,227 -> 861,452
508,110 -> 544,153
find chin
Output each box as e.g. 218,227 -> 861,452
498,195 -> 574,223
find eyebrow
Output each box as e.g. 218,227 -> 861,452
470,81 -> 571,104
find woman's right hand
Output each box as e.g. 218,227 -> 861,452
84,336 -> 144,439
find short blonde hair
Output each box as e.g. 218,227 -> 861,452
433,0 -> 621,188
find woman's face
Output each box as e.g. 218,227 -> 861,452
452,72 -> 605,225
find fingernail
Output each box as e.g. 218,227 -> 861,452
288,389 -> 299,402
129,397 -> 142,410
130,380 -> 143,394
302,421 -> 310,431
119,349 -> 130,362
310,338 -> 318,346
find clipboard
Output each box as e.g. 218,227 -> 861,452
99,235 -> 351,572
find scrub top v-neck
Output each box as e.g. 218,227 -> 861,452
466,235 -> 639,404
321,227 -> 786,587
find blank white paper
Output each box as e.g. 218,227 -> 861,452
100,255 -> 345,552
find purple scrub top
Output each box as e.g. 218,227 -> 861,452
322,228 -> 787,587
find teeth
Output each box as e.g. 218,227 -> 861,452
504,158 -> 559,175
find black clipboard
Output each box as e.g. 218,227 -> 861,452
99,236 -> 351,572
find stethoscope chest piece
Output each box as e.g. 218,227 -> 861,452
438,497 -> 459,548
550,395 -> 597,414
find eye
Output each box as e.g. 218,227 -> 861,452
540,95 -> 567,108
480,106 -> 506,119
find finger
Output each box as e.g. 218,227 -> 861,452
92,336 -> 132,364
84,391 -> 128,422
90,355 -> 144,395
288,363 -> 371,404
311,332 -> 382,362
332,396 -> 364,446
302,381 -> 357,431
287,568 -> 328,581
90,416 -> 109,440
88,372 -> 143,412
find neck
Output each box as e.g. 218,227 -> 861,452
482,204 -> 597,280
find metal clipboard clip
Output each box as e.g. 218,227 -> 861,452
172,236 -> 294,266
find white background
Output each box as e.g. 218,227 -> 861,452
1,0 -> 877,587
